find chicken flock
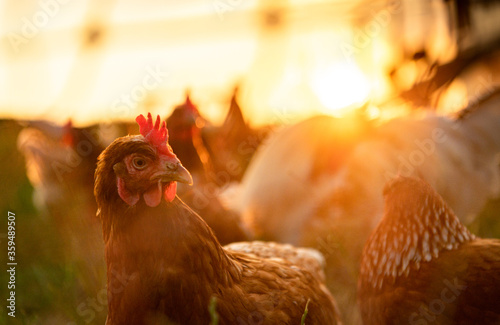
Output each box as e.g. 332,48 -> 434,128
17,86 -> 500,323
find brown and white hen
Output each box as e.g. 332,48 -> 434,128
94,113 -> 342,325
358,176 -> 500,325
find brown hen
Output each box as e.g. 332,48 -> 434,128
94,113 -> 342,325
358,176 -> 500,325
166,93 -> 252,244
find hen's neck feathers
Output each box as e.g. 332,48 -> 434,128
111,199 -> 240,283
101,197 -> 244,323
360,177 -> 475,290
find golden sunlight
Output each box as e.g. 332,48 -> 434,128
311,62 -> 371,117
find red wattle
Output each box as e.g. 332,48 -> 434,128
143,180 -> 163,207
117,177 -> 140,206
164,182 -> 177,202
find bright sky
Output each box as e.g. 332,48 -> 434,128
0,0 -> 398,126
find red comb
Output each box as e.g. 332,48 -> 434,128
136,113 -> 173,156
185,93 -> 199,115
62,119 -> 74,147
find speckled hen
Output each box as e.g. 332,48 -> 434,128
94,113 -> 342,325
358,176 -> 500,325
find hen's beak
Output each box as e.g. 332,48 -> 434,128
171,163 -> 193,185
151,161 -> 193,185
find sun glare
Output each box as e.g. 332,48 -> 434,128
437,79 -> 468,114
311,62 -> 371,116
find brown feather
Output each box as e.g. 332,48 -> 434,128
358,176 -> 500,325
225,241 -> 327,282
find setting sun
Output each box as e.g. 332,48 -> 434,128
311,62 -> 371,116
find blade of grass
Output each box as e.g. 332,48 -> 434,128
209,296 -> 219,325
301,298 -> 311,325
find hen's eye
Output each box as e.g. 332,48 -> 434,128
132,157 -> 147,170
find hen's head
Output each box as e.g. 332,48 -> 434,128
95,113 -> 192,212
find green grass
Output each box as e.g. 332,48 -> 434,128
300,299 -> 310,325
208,296 -> 219,325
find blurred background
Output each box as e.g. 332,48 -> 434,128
1,0 -> 500,324
2,0 -> 499,125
